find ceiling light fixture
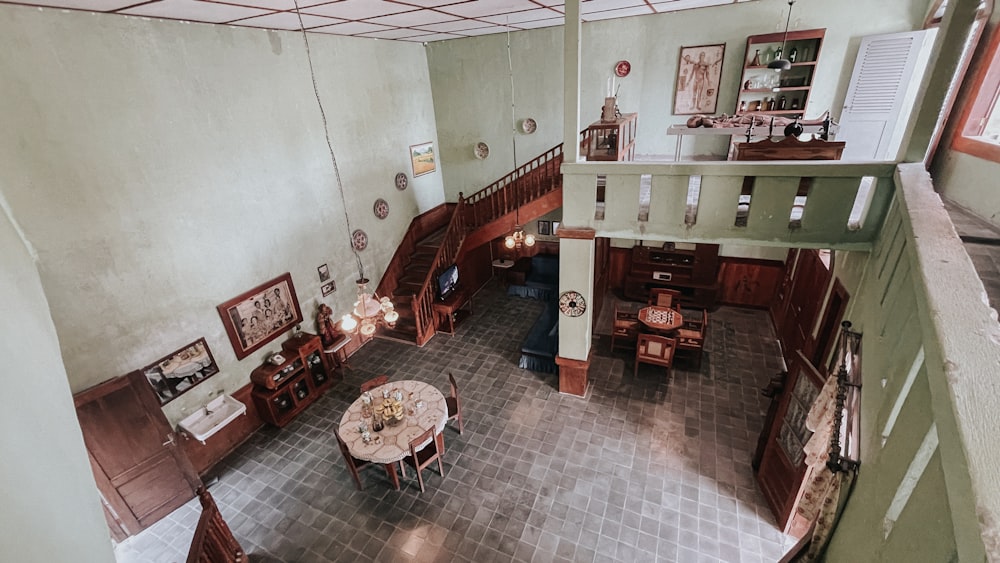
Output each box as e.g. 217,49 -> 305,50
767,0 -> 796,72
502,20 -> 535,253
291,0 -> 396,337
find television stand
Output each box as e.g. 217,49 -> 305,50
432,287 -> 473,335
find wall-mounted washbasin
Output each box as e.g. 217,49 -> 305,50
178,394 -> 247,444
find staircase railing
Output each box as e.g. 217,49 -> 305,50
411,195 -> 467,345
464,144 -> 564,230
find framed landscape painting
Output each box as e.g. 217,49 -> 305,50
217,273 -> 302,359
410,141 -> 436,177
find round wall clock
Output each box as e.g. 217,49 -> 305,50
474,141 -> 490,160
394,172 -> 408,190
351,229 -> 368,251
373,198 -> 389,219
558,291 -> 587,317
615,60 -> 631,78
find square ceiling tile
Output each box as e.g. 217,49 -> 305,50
414,19 -> 493,33
232,11 -> 343,29
398,32 -> 462,42
309,21 -> 395,35
650,0 -> 732,12
302,0 -> 414,19
583,5 -> 654,20
358,27 -> 429,39
513,16 -> 563,29
26,0 -> 147,12
437,0 -> 542,18
458,24 -> 515,36
582,0 -> 649,13
480,7 -> 561,24
367,8 -> 456,26
120,0 -> 271,23
384,0 -> 463,6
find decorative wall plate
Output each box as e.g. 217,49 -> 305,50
394,172 -> 408,190
558,291 -> 587,317
351,229 -> 368,251
474,141 -> 490,160
373,198 -> 389,220
615,60 -> 631,77
521,118 -> 537,134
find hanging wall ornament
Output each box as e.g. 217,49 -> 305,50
394,172 -> 408,190
373,198 -> 389,220
351,229 -> 368,251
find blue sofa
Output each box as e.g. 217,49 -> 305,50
511,254 -> 560,373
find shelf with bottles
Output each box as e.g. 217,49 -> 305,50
736,28 -> 825,117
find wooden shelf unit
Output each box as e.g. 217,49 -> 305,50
623,243 -> 720,308
735,29 -> 825,118
250,333 -> 334,427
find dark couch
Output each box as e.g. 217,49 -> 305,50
511,254 -> 560,373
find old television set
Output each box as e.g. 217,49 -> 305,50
437,264 -> 459,301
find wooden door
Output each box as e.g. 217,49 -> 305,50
755,351 -> 825,535
75,371 -> 201,539
837,29 -> 937,160
777,250 -> 830,365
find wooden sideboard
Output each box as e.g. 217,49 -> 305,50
250,333 -> 334,427
622,243 -> 720,308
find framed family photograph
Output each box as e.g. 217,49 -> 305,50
538,220 -> 551,236
217,273 -> 302,359
141,337 -> 219,405
674,43 -> 725,115
317,263 -> 330,282
410,141 -> 436,177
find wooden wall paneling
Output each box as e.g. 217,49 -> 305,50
717,257 -> 786,308
608,246 -> 631,291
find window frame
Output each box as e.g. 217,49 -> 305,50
953,25 -> 1000,162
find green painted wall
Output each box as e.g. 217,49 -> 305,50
0,6 -> 444,424
426,0 -> 927,189
0,196 -> 115,562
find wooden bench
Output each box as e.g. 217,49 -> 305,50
432,286 -> 473,335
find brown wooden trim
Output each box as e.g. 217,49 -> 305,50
720,256 -> 786,267
556,351 -> 592,397
951,24 -> 1000,163
557,227 -> 596,240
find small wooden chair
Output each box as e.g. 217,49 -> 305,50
676,309 -> 708,370
333,426 -> 376,490
611,303 -> 641,351
634,334 -> 677,377
399,427 -> 446,493
360,375 -> 389,393
446,372 -> 463,435
648,288 -> 683,310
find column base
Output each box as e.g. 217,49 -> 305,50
555,352 -> 592,397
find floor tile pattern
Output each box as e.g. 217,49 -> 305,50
116,282 -> 791,562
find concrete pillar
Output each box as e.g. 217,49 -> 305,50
556,227 -> 595,396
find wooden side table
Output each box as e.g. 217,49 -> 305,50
323,333 -> 352,372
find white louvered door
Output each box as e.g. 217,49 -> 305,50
837,29 -> 937,160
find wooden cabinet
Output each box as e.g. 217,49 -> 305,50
735,29 -> 825,118
581,113 -> 637,161
250,333 -> 334,427
623,243 -> 720,308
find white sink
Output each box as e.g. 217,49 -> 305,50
178,395 -> 247,444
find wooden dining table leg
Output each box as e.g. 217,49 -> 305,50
383,463 -> 400,490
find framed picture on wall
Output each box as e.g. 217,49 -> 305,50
321,281 -> 336,296
538,220 -> 551,236
217,273 -> 302,360
673,43 -> 725,115
410,141 -> 436,177
141,338 -> 219,405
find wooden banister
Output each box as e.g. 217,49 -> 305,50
412,196 -> 467,345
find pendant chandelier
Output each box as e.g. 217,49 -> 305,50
291,0 -> 396,337
502,22 -> 536,253
767,0 -> 796,72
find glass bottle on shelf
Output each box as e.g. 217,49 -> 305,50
774,46 -> 783,61
763,46 -> 774,64
778,95 -> 787,110
750,49 -> 761,66
788,46 -> 798,63
765,97 -> 775,111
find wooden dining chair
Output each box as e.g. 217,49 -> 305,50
333,426 -> 376,490
399,426 -> 445,493
648,288 -> 682,310
611,303 -> 640,352
634,334 -> 677,377
446,372 -> 463,435
360,375 -> 389,393
676,309 -> 709,370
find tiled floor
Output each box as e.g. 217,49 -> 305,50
115,282 -> 792,562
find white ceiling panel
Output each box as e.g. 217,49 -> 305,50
18,0 -> 145,11
234,11 -> 342,29
437,0 -> 542,18
309,20 -> 395,34
513,16 -> 563,29
582,0 -> 649,13
301,0 -> 414,19
367,8 -> 456,26
120,0 -> 271,22
398,31 -> 463,42
583,6 -> 654,21
414,18 -> 494,33
480,7 -> 561,24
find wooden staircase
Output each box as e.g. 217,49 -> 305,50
376,142 -> 566,346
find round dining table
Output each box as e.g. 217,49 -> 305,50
338,380 -> 447,490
